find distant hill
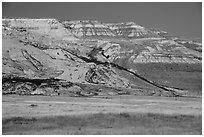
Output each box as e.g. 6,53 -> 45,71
2,18 -> 202,97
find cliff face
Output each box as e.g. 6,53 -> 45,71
63,20 -> 116,37
107,22 -> 159,38
2,19 -> 131,89
2,19 -> 202,97
62,21 -> 159,38
61,20 -> 201,64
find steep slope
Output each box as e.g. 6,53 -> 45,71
62,20 -> 116,38
2,18 -> 202,97
2,19 -> 133,96
107,22 -> 159,38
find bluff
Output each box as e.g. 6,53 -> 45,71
2,19 -> 202,97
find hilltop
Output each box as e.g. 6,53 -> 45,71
2,18 -> 202,97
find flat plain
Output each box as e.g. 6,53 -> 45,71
2,95 -> 202,135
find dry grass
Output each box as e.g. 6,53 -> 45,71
2,112 -> 202,135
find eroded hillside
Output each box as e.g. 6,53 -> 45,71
2,18 -> 202,97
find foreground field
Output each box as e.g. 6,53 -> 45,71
2,95 -> 202,135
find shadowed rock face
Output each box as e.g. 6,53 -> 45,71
62,20 -> 201,64
2,18 -> 202,97
63,20 -> 116,38
107,22 -> 159,38
63,21 -> 160,39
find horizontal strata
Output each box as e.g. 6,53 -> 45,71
62,20 -> 160,38
2,18 -> 202,97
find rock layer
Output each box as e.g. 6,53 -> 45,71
2,18 -> 202,97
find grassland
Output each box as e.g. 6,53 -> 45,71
114,62 -> 202,96
2,95 -> 202,135
3,112 -> 202,135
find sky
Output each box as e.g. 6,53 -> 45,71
2,2 -> 202,41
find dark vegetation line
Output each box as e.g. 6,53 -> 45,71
110,63 -> 176,91
2,77 -> 61,86
11,37 -> 182,94
60,47 -> 181,94
15,35 -> 182,94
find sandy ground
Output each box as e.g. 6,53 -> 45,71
2,95 -> 201,119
